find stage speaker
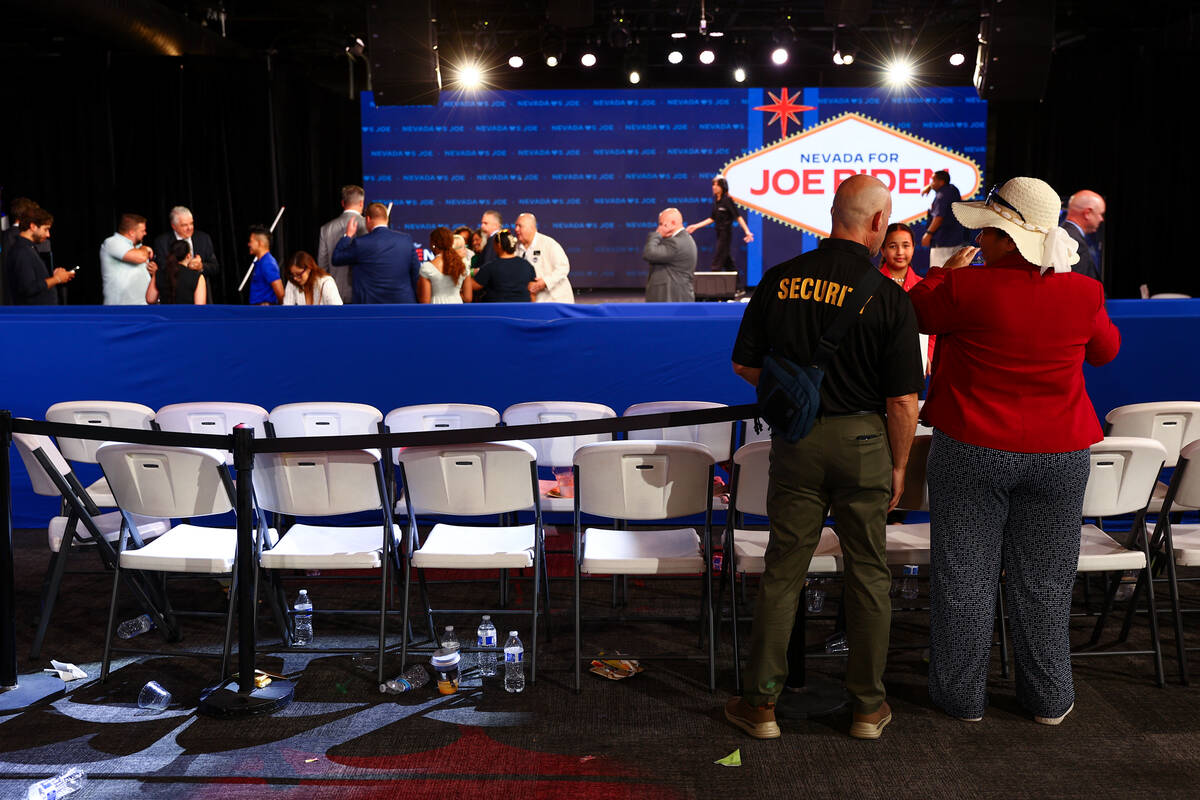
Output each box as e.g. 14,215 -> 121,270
694,272 -> 738,301
369,0 -> 441,106
973,0 -> 1054,101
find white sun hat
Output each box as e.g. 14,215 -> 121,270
950,177 -> 1079,274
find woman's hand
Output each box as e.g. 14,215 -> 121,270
943,246 -> 979,270
743,232 -> 754,243
685,223 -> 699,234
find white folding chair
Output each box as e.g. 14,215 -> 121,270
396,441 -> 545,681
722,440 -> 844,692
96,443 -> 269,681
155,402 -> 269,464
502,401 -> 616,514
887,434 -> 933,567
1073,436 -> 1168,687
253,447 -> 398,684
623,400 -> 735,461
1105,402 -> 1200,513
1140,438 -> 1200,684
386,403 -> 501,514
572,440 -> 717,692
13,428 -> 169,659
46,401 -> 156,507
268,402 -> 384,437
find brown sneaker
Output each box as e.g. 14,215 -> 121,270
724,697 -> 781,739
849,701 -> 892,740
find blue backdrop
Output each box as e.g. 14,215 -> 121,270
4,299 -> 1197,526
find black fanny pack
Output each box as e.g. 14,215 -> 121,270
755,265 -> 883,443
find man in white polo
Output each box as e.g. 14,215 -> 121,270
100,213 -> 155,305
514,212 -> 574,303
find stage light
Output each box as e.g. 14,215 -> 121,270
884,58 -> 914,86
456,62 -> 484,90
833,51 -> 844,65
545,55 -> 559,67
628,70 -> 641,84
699,49 -> 715,65
771,47 -> 789,65
581,52 -> 597,67
709,31 -> 725,38
843,52 -> 855,65
949,52 -> 965,66
508,55 -> 524,69
733,67 -> 746,83
668,50 -> 683,64
671,32 -> 687,39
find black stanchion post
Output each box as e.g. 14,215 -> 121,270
198,425 -> 294,716
1,411 -> 16,689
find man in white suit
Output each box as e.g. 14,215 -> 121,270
318,184 -> 366,303
514,212 -> 574,303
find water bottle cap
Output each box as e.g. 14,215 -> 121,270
903,564 -> 918,575
299,589 -> 308,594
509,630 -> 518,636
445,625 -> 454,631
482,615 -> 490,621
430,648 -> 461,668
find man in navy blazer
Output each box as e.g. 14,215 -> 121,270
331,202 -> 420,303
1060,190 -> 1104,282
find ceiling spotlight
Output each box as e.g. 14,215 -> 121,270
833,50 -> 855,65
545,55 -> 559,67
508,55 -> 524,69
668,50 -> 684,64
833,51 -> 844,65
699,49 -> 715,65
628,69 -> 641,84
949,52 -> 966,66
733,67 -> 746,83
581,52 -> 597,67
709,31 -> 725,38
771,47 -> 789,65
884,58 -> 915,87
457,62 -> 484,90
671,31 -> 687,39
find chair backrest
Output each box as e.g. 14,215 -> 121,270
1105,402 -> 1200,467
12,426 -> 72,497
1081,437 -> 1168,518
623,401 -> 733,462
268,402 -> 383,437
95,443 -> 232,518
155,402 -> 269,465
731,441 -> 771,516
574,440 -> 715,520
45,401 -> 156,464
1171,439 -> 1200,510
501,401 -> 616,467
397,441 -> 537,516
386,404 -> 500,438
253,449 -> 385,516
897,435 -> 932,512
741,420 -> 772,447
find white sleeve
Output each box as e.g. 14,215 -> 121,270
542,238 -> 570,291
321,275 -> 343,305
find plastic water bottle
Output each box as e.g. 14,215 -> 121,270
380,664 -> 430,694
900,565 -> 919,601
26,767 -> 86,800
503,630 -> 525,693
477,615 -> 498,677
116,613 -> 155,640
805,579 -> 826,613
293,589 -> 313,647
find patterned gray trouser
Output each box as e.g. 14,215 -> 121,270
926,430 -> 1090,720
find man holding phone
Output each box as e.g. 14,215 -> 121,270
5,207 -> 73,305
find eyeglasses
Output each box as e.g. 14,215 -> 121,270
986,185 -> 1025,223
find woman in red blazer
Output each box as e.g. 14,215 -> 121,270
908,177 -> 1120,727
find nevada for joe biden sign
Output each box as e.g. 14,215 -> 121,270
723,112 -> 982,238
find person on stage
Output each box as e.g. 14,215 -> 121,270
146,239 -> 206,305
643,207 -> 697,302
152,206 -> 220,302
418,227 -> 470,304
246,226 -> 284,306
879,222 -> 934,373
331,202 -> 420,304
514,212 -> 574,303
469,229 -> 535,302
5,207 -> 73,305
100,213 -> 156,305
283,251 -> 342,306
686,177 -> 754,276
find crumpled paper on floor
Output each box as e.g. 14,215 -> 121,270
714,749 -> 742,767
45,660 -> 87,681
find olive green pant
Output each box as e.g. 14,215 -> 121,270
743,413 -> 893,714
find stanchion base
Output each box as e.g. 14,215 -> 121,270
775,673 -> 849,720
197,678 -> 294,718
0,672 -> 66,712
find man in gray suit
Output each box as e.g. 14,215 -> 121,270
643,207 -> 698,302
318,185 -> 366,303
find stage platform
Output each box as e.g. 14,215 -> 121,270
3,298 -> 1198,526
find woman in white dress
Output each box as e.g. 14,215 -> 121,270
283,251 -> 342,305
418,227 -> 471,303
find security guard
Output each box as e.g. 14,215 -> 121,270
726,175 -> 923,740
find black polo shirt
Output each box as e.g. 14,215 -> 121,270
732,237 -> 924,415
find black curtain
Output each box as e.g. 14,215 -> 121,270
1,53 -> 361,304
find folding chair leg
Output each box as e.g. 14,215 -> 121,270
1086,573 -> 1120,647
705,553 -> 716,693
575,562 -> 582,694
401,558 -> 414,671
417,568 -> 436,642
378,538 -> 390,687
1118,570 -> 1146,643
1162,534 -> 1189,685
31,544 -> 73,661
1140,562 -> 1166,688
729,568 -> 742,695
531,551 -> 540,684
539,545 -> 553,642
996,584 -> 1010,679
100,562 -> 123,683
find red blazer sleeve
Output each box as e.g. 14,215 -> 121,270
907,266 -> 957,335
1086,287 -> 1121,366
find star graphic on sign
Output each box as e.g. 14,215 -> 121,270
754,88 -> 815,139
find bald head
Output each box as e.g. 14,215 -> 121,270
1067,190 -> 1106,234
830,175 -> 892,255
514,212 -> 538,246
657,207 -> 684,237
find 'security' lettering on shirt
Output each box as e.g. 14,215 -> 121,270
777,277 -> 853,307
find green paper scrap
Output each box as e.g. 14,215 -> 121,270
714,749 -> 742,767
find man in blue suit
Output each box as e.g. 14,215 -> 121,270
331,202 -> 420,303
